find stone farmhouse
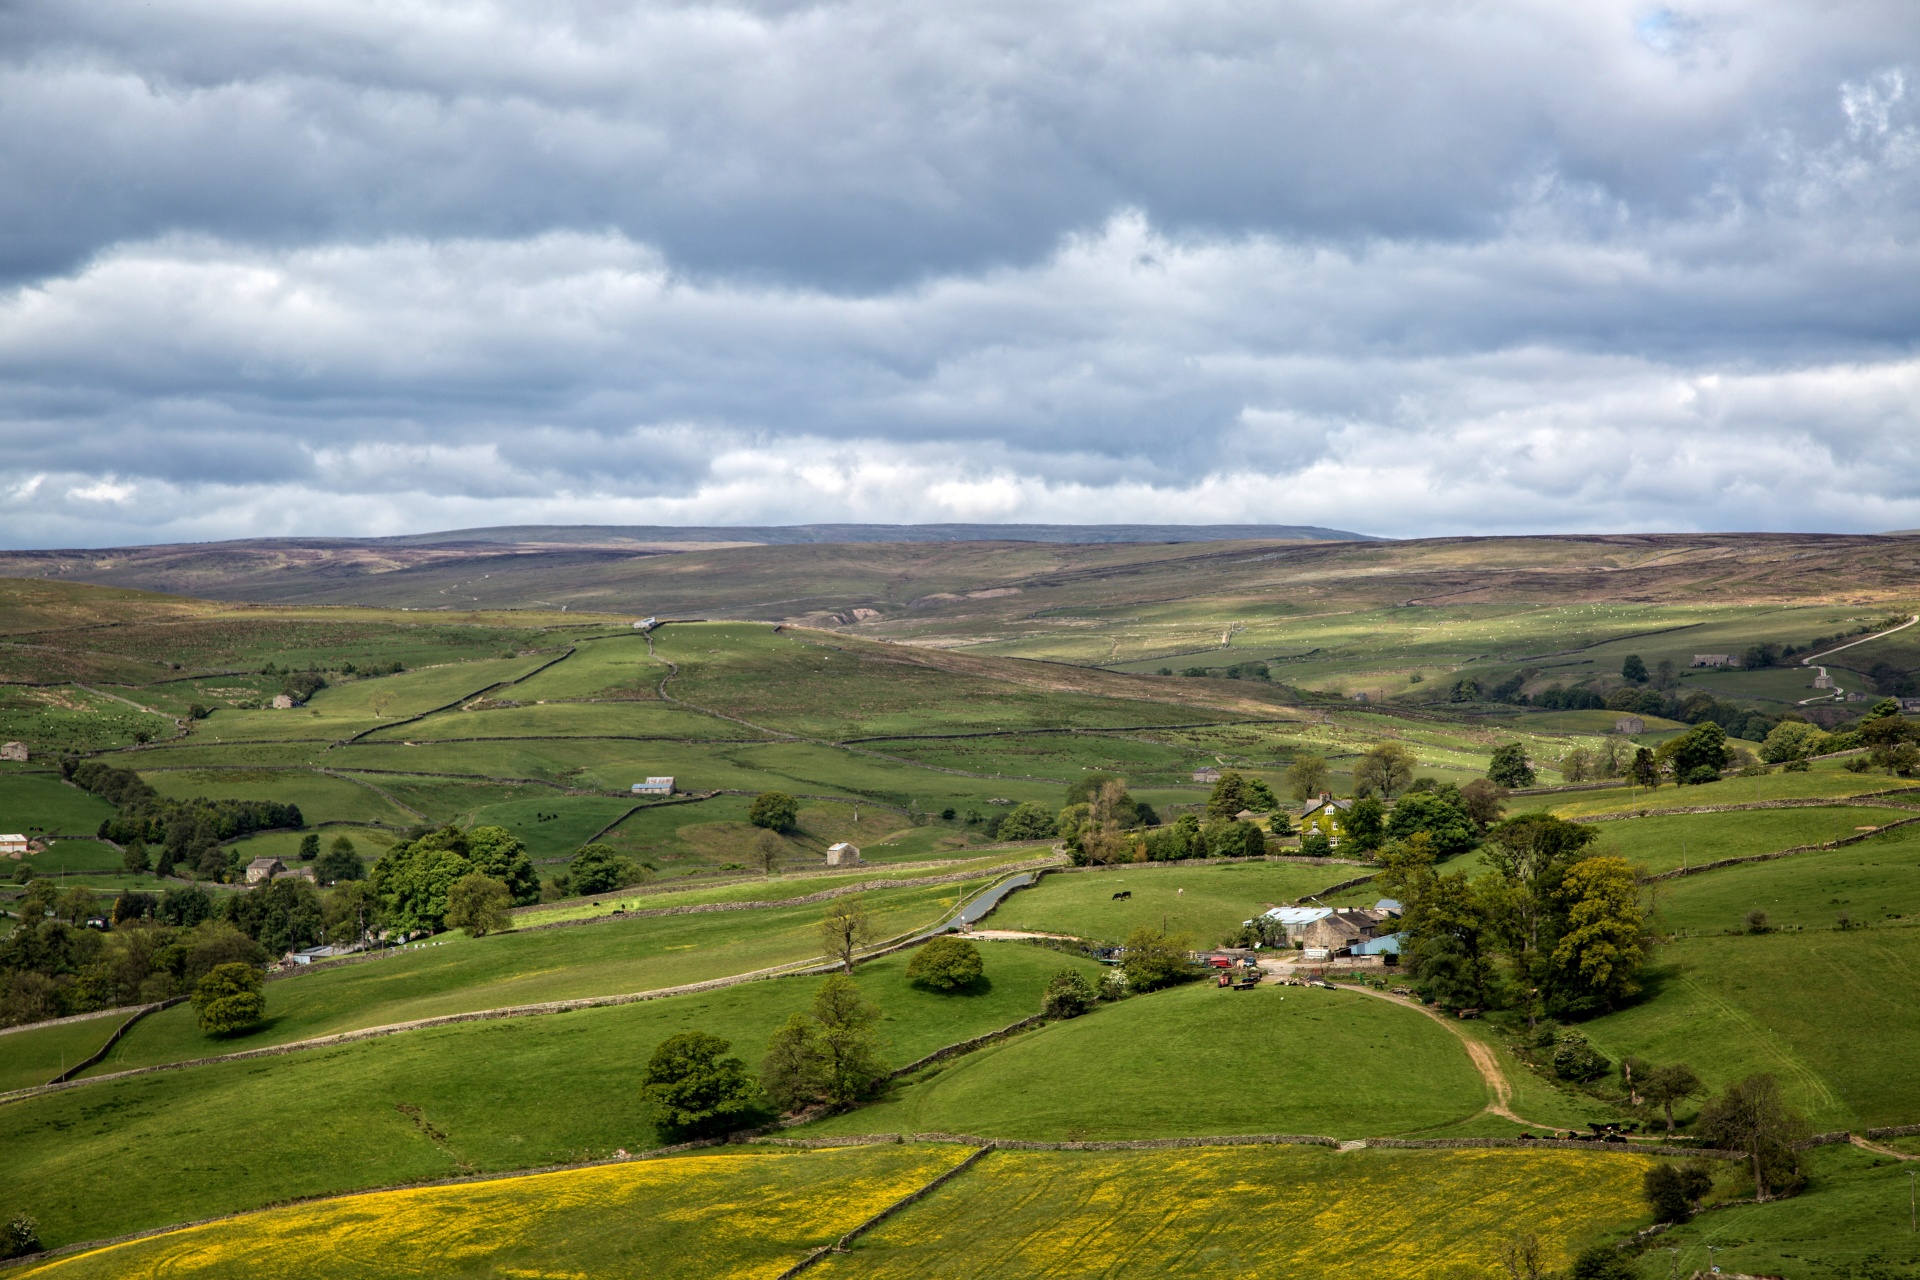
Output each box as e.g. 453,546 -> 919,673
1691,654 -> 1738,667
245,856 -> 287,883
1192,767 -> 1221,784
0,741 -> 27,762
1298,793 -> 1352,844
826,842 -> 861,867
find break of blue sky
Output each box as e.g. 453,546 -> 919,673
1,0 -> 1917,545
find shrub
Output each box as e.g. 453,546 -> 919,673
0,1214 -> 40,1260
905,936 -> 985,991
570,843 -> 648,894
192,962 -> 266,1035
996,801 -> 1058,841
1041,968 -> 1097,1018
1120,927 -> 1195,992
1550,1033 -> 1610,1082
1745,908 -> 1770,934
1568,1245 -> 1636,1280
1299,831 -> 1332,858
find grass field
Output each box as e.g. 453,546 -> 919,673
139,767 -> 421,827
1581,928 -> 1920,1129
812,1145 -> 1657,1280
803,981 -> 1487,1141
983,861 -> 1369,945
75,880 -> 988,1073
0,1015 -> 122,1093
1654,824 -> 1920,934
0,771 -> 115,835
17,1143 -> 974,1280
1548,770 -> 1920,818
1588,805 -> 1920,875
0,945 -> 1100,1247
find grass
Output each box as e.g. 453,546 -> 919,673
801,980 -> 1488,1141
80,880 -> 989,1073
1579,928 -> 1920,1129
0,1015 -> 122,1093
137,767 -> 420,827
17,1144 -> 974,1280
1589,806 -> 1920,875
1654,823 -> 1920,934
1636,1143 -> 1920,1280
0,944 -> 1098,1248
813,1144 -> 1658,1279
983,861 -> 1368,945
0,686 -> 175,755
15,838 -> 124,873
0,771 -> 115,836
1549,769 -> 1920,818
358,699 -> 753,742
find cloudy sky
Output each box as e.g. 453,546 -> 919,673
3,0 -> 1919,546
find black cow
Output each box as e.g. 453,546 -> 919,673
1112,890 -> 1132,901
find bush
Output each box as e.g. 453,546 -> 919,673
749,792 -> 799,832
570,843 -> 648,894
1041,968 -> 1097,1018
1299,831 -> 1332,858
905,935 -> 985,991
192,962 -> 266,1034
0,1214 -> 40,1260
444,872 -> 512,937
639,1031 -> 758,1139
1120,927 -> 1195,992
1551,1033 -> 1611,1082
1568,1244 -> 1636,1280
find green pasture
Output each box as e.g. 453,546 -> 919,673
358,699 -> 754,743
1654,825 -> 1920,934
0,945 -> 1096,1249
0,1014 -> 123,1093
859,824 -> 1037,862
984,862 -> 1369,946
1581,928 -> 1920,1129
15,1144 -> 974,1280
1682,665 -> 1837,706
1585,806 -> 1919,875
815,1145 -> 1657,1280
77,880 -> 987,1074
0,686 -> 176,755
138,767 -> 419,827
15,838 -> 124,873
222,826 -> 395,869
803,980 -> 1487,1141
1549,770 -> 1920,818
501,633 -> 664,701
1638,1143 -> 1920,1280
593,793 -> 926,873
653,623 -> 1213,739
0,772 -> 115,836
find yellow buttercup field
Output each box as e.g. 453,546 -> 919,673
811,1146 -> 1658,1279
19,1144 -> 969,1280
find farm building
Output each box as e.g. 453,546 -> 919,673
631,777 -> 675,795
1813,674 -> 1835,689
1258,906 -> 1333,940
1691,654 -> 1738,667
1351,933 -> 1405,957
285,946 -> 339,965
270,694 -> 296,709
1192,767 -> 1221,784
0,741 -> 26,762
1371,898 -> 1403,917
244,856 -> 287,884
826,842 -> 861,867
1612,716 -> 1645,734
1298,793 -> 1351,844
1300,910 -> 1382,952
633,617 -> 657,631
0,834 -> 27,858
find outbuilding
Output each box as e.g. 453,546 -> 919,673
245,856 -> 287,884
0,834 -> 27,858
826,842 -> 861,867
631,777 -> 675,795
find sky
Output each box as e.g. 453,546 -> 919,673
3,0 -> 1919,547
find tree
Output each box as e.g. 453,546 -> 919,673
571,843 -> 646,894
1459,779 -> 1508,830
1352,743 -> 1416,798
820,897 -> 874,974
1487,743 -> 1535,789
1662,721 -> 1730,784
1120,926 -> 1193,992
759,975 -> 887,1110
1042,968 -> 1097,1018
1630,746 -> 1659,789
444,873 -> 512,937
640,1031 -> 757,1139
322,880 -> 378,946
1761,719 -> 1828,764
749,791 -> 799,832
751,830 -> 783,877
121,839 -> 150,874
369,825 -> 537,933
1284,754 -> 1330,802
192,961 -> 265,1034
997,801 -> 1057,841
1344,796 -> 1386,854
1643,1163 -> 1694,1223
1568,1245 -> 1635,1280
906,935 -> 984,990
1642,1062 -> 1702,1136
1695,1074 -> 1810,1200
315,837 -> 363,884
1066,781 -> 1137,866
1383,792 -> 1477,857
1481,813 -> 1600,1025
1548,857 -> 1645,1012
1065,773 -> 1124,806
1622,654 -> 1649,684
297,833 -> 320,862
1559,747 -> 1592,783
1501,1233 -> 1545,1280
1206,771 -> 1252,818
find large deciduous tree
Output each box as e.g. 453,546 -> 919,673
749,791 -> 799,832
820,897 -> 874,974
1548,857 -> 1645,1013
1486,742 -> 1535,789
640,1031 -> 758,1139
1695,1074 -> 1810,1201
1283,754 -> 1330,801
1352,743 -> 1416,798
192,961 -> 266,1034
